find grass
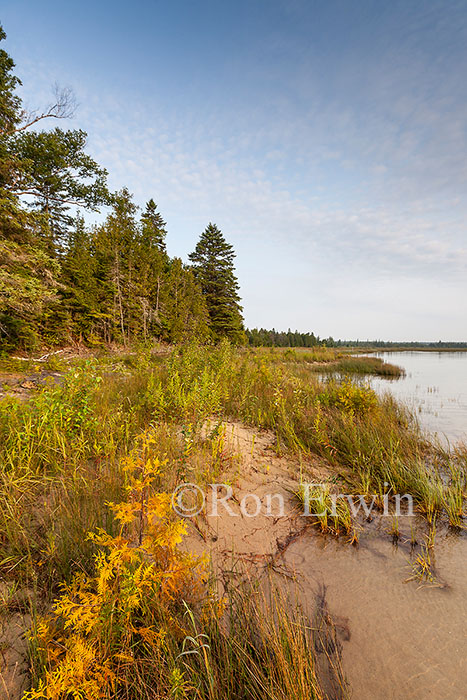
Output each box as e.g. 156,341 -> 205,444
174,586 -> 338,700
443,461 -> 467,528
20,430 -> 330,700
319,355 -> 404,377
0,342 -> 465,696
251,346 -> 404,377
407,522 -> 438,586
295,482 -> 359,543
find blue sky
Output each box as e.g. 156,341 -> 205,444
2,0 -> 467,340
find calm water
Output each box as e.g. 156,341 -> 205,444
366,351 -> 467,444
302,350 -> 467,698
287,526 -> 467,700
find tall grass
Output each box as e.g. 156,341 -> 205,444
250,347 -> 404,377
1,342 -> 465,696
1,343 -> 464,591
295,482 -> 358,543
23,431 -> 330,700
317,355 -> 404,377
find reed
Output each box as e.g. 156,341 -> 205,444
317,355 -> 404,377
1,342 -> 465,696
295,482 -> 358,542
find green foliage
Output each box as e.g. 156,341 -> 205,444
0,29 -> 241,351
0,238 -> 60,347
140,198 -> 167,254
0,346 -> 464,697
163,259 -> 210,343
189,223 -> 244,343
0,25 -> 112,349
12,127 -> 110,246
0,24 -> 22,136
247,327 -> 322,347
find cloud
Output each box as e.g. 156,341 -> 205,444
6,0 -> 467,338
75,92 -> 467,279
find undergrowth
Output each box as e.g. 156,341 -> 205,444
0,342 -> 465,697
23,430 -> 326,700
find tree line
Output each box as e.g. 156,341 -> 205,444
3,24 -> 461,354
246,329 -> 467,348
0,25 -> 244,351
246,328 -> 327,347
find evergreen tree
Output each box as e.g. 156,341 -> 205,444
0,234 -> 59,349
163,258 -> 210,342
0,24 -> 242,350
60,214 -> 102,343
12,127 -> 110,253
140,199 -> 167,254
135,199 -> 169,337
0,25 -> 21,136
94,189 -> 138,343
0,25 -> 59,348
0,25 -> 111,348
189,223 -> 244,343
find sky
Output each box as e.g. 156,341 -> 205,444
2,0 -> 467,341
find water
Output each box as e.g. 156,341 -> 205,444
286,527 -> 467,700
366,351 -> 467,444
302,350 -> 467,698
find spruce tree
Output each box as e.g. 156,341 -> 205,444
60,214 -> 101,343
189,223 -> 244,343
140,199 -> 167,254
163,258 -> 210,342
93,188 -> 138,343
135,199 -> 168,337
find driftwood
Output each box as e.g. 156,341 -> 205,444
11,349 -> 66,362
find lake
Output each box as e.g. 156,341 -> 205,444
305,349 -> 467,699
365,351 -> 467,445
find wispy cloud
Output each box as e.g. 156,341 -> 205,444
4,0 -> 467,338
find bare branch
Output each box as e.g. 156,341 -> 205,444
16,84 -> 77,133
11,190 -> 97,208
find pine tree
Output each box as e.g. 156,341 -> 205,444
0,26 -> 59,349
140,199 -> 167,254
189,223 -> 244,343
0,25 -> 111,349
93,189 -> 139,343
135,199 -> 169,337
163,258 -> 210,342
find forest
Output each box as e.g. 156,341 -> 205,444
0,25 -> 245,352
4,22 -> 462,356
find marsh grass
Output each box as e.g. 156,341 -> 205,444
316,355 -> 404,377
1,344 -> 464,591
295,483 -> 358,542
389,515 -> 400,543
407,523 -> 438,585
408,544 -> 436,584
254,347 -> 404,378
169,587 -> 333,700
1,342 -> 465,695
253,346 -> 340,365
442,460 -> 467,529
